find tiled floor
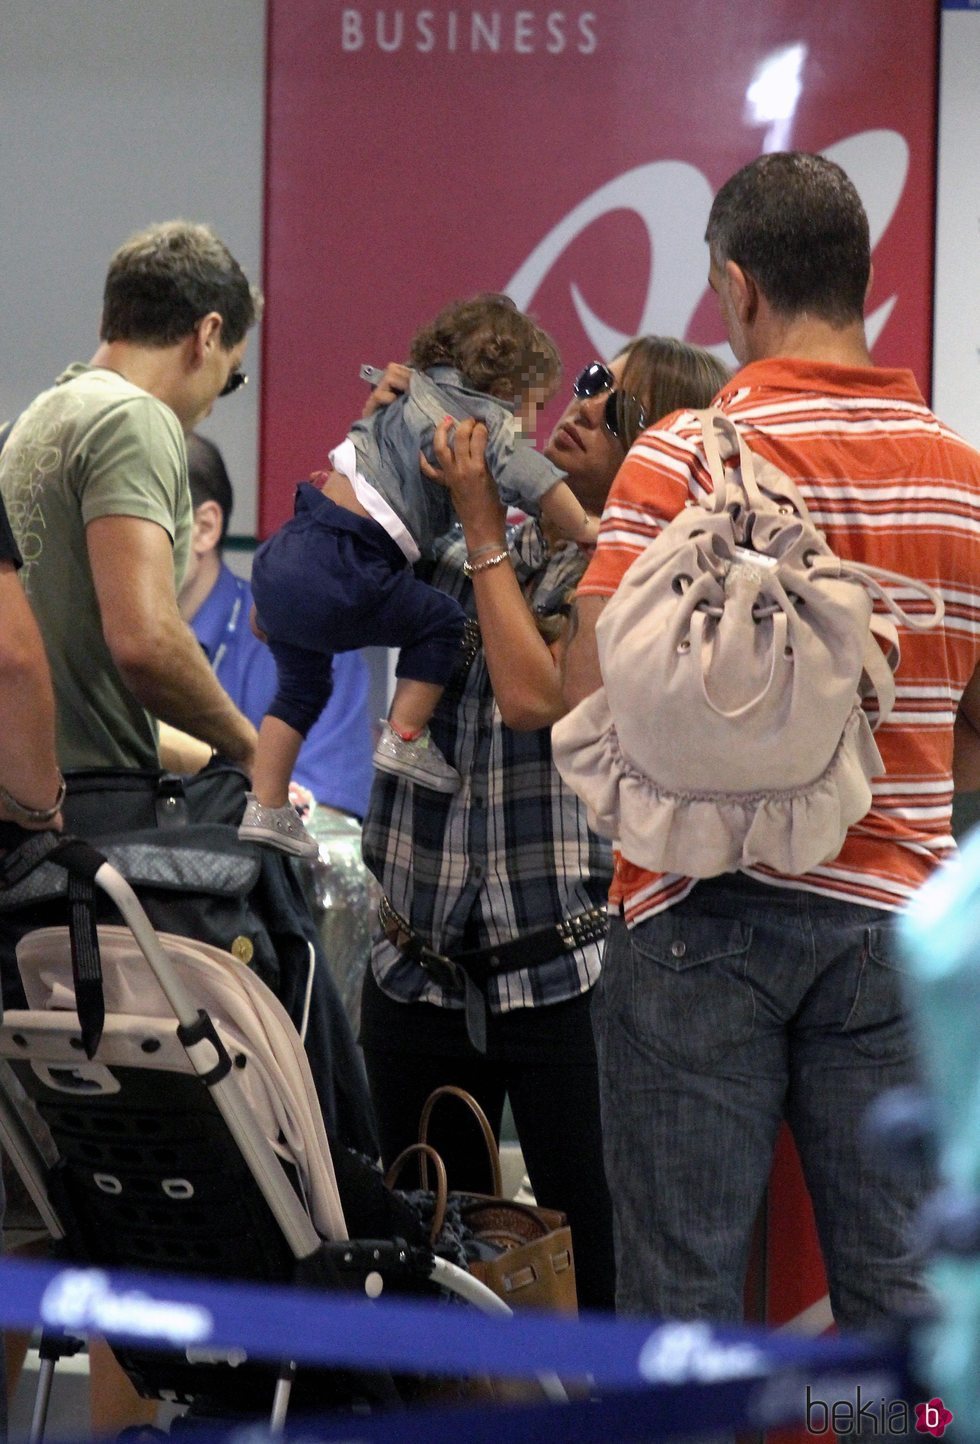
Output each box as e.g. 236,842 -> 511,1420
9,1343 -> 92,1442
9,1347 -> 185,1441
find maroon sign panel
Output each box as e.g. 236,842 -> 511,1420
262,0 -> 937,1344
261,0 -> 937,534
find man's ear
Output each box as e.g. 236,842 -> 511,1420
864,263 -> 874,306
725,261 -> 759,325
192,499 -> 224,556
192,312 -> 224,361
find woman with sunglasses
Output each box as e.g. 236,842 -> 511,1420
426,338 -> 730,728
360,337 -> 728,1313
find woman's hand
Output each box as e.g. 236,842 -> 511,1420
362,362 -> 411,419
420,417 -> 507,552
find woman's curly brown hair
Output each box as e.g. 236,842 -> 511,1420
409,293 -> 561,401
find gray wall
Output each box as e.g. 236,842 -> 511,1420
0,0 -> 266,535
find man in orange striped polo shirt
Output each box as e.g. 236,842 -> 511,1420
561,152 -> 980,1326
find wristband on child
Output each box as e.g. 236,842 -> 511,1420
462,549 -> 510,578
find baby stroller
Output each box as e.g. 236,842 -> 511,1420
0,832 -> 518,1436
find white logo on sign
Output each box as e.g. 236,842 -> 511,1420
506,131 -> 909,360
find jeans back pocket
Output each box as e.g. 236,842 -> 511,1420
628,913 -> 755,1068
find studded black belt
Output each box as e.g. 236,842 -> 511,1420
378,894 -> 608,1051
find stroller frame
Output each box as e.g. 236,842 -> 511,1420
0,845 -> 512,1437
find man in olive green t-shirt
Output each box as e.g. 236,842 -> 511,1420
0,221 -> 261,773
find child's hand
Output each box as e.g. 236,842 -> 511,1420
362,362 -> 411,419
249,604 -> 269,643
576,513 -> 601,552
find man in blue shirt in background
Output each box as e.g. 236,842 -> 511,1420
179,434 -> 374,820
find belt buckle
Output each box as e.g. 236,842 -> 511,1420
380,897 -> 463,988
418,947 -> 461,989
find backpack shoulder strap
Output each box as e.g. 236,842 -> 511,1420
695,408 -> 813,522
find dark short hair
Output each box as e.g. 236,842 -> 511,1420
100,221 -> 263,349
705,152 -> 870,326
611,336 -> 731,447
409,293 -> 561,400
186,432 -> 233,546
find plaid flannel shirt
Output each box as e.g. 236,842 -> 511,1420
362,519 -> 613,1013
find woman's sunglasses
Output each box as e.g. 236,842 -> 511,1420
572,362 -> 648,446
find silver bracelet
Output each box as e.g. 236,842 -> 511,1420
0,771 -> 66,825
466,541 -> 506,561
462,549 -> 509,578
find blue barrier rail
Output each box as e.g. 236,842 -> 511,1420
0,1255 -> 911,1439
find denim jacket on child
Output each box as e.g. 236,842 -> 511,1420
346,366 -> 563,556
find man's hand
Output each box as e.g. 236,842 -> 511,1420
157,724 -> 215,775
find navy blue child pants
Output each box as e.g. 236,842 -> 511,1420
251,483 -> 465,736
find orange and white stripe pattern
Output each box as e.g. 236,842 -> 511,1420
578,357 -> 980,923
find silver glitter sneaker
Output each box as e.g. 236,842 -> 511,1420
238,793 -> 320,858
373,722 -> 461,793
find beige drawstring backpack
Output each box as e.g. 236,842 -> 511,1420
552,410 -> 944,879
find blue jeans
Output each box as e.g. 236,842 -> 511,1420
593,874 -> 932,1326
